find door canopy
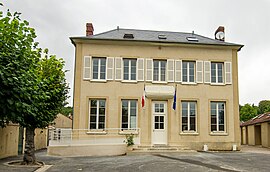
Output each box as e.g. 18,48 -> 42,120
145,85 -> 174,99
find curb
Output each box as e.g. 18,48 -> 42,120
35,165 -> 53,172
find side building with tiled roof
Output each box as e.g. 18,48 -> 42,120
48,23 -> 243,156
240,112 -> 270,148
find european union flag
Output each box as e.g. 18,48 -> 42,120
173,90 -> 176,110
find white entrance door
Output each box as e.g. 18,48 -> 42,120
152,101 -> 167,145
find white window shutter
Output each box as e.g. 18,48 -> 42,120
175,60 -> 182,83
115,57 -> 122,81
106,57 -> 114,80
196,60 -> 203,83
167,59 -> 174,82
204,61 -> 211,83
137,58 -> 144,81
225,62 -> 232,84
83,56 -> 91,80
145,59 -> 153,82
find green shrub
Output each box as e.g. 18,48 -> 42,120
124,134 -> 134,147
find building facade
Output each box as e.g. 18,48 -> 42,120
241,113 -> 270,148
70,24 -> 243,152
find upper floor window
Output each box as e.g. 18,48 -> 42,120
92,57 -> 106,80
153,60 -> 166,82
123,59 -> 137,81
210,102 -> 225,132
211,62 -> 223,83
121,100 -> 137,130
182,61 -> 195,83
89,99 -> 106,129
181,101 -> 196,132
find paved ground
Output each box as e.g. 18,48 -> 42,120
1,145 -> 270,172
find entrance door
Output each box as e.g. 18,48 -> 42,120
152,101 -> 167,145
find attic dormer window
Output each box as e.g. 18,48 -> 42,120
123,33 -> 134,39
186,37 -> 199,42
158,35 -> 167,39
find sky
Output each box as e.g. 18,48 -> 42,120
2,0 -> 270,106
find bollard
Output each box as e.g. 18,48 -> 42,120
203,144 -> 208,151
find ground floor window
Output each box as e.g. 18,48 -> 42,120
89,99 -> 106,129
211,102 -> 225,132
121,100 -> 137,130
181,101 -> 196,132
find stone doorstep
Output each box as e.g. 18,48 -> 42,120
127,149 -> 196,156
130,145 -> 196,153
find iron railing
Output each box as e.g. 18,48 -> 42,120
48,128 -> 140,146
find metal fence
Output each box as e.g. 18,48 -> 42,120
48,128 -> 140,146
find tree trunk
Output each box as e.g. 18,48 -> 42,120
23,127 -> 36,165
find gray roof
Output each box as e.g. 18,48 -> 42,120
71,28 -> 243,49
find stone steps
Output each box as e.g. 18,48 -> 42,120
127,146 -> 196,155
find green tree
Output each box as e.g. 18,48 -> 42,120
60,106 -> 73,116
239,103 -> 258,122
0,5 -> 68,164
0,6 -> 40,127
258,100 -> 270,114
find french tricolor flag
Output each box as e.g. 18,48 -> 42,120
142,87 -> 145,108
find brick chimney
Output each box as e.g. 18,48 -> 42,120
86,23 -> 94,36
214,26 -> 225,41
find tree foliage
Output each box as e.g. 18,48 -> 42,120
0,5 -> 69,164
239,104 -> 258,122
258,100 -> 270,114
0,5 -> 69,128
239,100 -> 270,122
0,7 -> 40,127
60,106 -> 73,116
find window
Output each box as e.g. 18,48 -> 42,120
154,116 -> 164,129
123,33 -> 134,39
89,99 -> 106,129
122,100 -> 137,130
123,59 -> 136,81
158,35 -> 167,39
182,61 -> 195,83
153,60 -> 166,82
92,57 -> 106,80
211,62 -> 223,83
211,102 -> 225,132
186,37 -> 199,42
154,103 -> 165,129
181,102 -> 196,132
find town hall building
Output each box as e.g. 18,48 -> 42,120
49,24 -> 243,156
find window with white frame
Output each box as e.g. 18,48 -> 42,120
89,99 -> 106,129
210,102 -> 225,132
92,57 -> 106,80
121,100 -> 137,130
153,60 -> 166,82
123,59 -> 137,81
181,101 -> 196,132
211,62 -> 223,83
182,61 -> 195,83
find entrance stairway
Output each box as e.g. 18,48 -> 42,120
127,145 -> 196,155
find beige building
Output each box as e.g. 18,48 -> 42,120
241,113 -> 270,148
50,24 -> 243,156
52,114 -> 72,129
0,124 -> 47,159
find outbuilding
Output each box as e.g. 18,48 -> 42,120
241,113 -> 270,148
